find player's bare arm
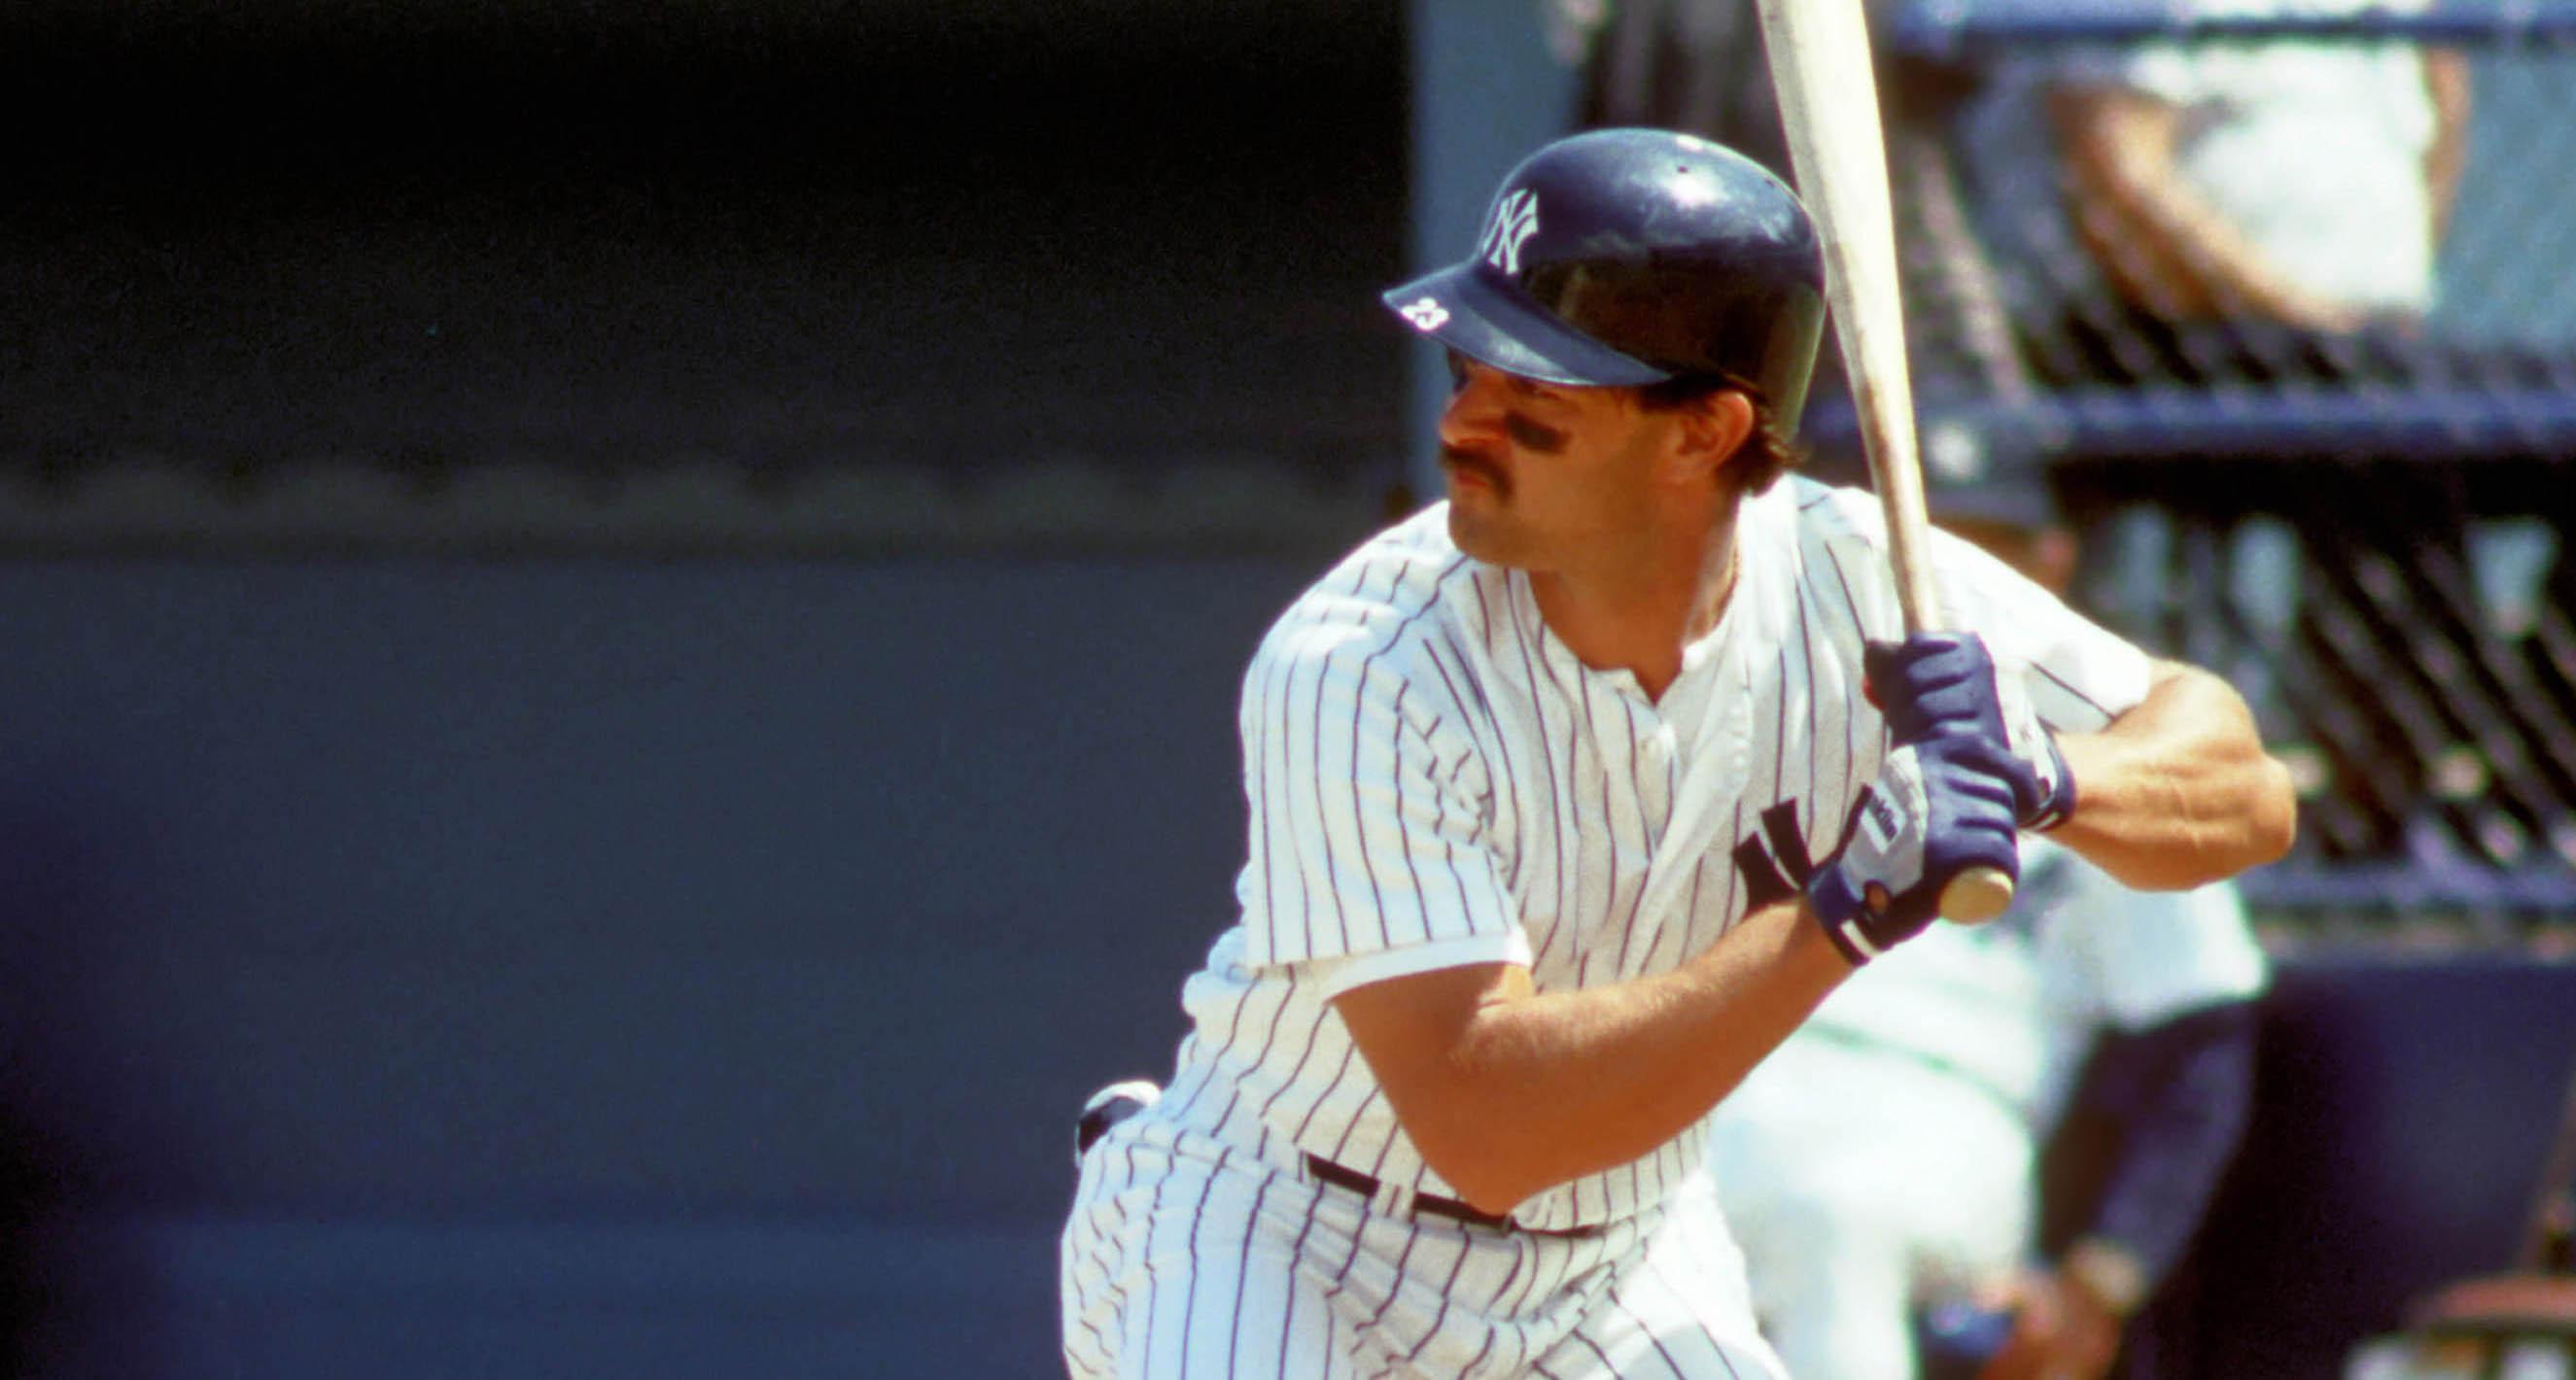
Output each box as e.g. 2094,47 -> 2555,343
1333,899 -> 1848,1215
2047,659 -> 2297,891
2424,51 -> 2472,242
1337,633 -> 2030,1216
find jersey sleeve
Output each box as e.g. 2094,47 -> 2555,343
2062,869 -> 2272,1030
1930,527 -> 2156,734
1235,608 -> 1526,985
1793,484 -> 2154,733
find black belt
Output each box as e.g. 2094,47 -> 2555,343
1303,1155 -> 1603,1238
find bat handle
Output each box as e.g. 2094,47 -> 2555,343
1941,865 -> 2015,923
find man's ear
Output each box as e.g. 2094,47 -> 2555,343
1662,389 -> 1757,486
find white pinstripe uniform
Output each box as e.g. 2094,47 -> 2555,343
1061,473 -> 2154,1379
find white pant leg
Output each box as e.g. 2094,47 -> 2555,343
1526,1176 -> 1792,1380
1068,1112 -> 1811,1380
1066,1116 -> 1539,1380
1063,1119 -> 1375,1379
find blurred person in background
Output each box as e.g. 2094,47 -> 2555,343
1704,464 -> 2270,1380
2040,0 -> 2471,386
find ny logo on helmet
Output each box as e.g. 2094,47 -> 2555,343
1479,190 -> 1540,275
1397,297 -> 1449,331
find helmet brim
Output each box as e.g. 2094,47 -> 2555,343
1380,261 -> 1675,389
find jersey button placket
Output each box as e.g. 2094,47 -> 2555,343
1639,714 -> 1679,841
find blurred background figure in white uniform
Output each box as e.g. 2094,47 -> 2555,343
1707,462 -> 2271,1380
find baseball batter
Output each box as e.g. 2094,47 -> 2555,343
1060,128 -> 2296,1380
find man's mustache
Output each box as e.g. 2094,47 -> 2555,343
1440,446 -> 1510,496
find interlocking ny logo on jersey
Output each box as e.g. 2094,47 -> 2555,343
1731,801 -> 1816,913
1479,189 -> 1540,274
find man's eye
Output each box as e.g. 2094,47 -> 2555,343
1445,355 -> 1471,393
1505,414 -> 1570,453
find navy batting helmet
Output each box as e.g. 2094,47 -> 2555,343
1383,127 -> 1828,434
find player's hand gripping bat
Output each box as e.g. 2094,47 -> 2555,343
1755,0 -> 2014,921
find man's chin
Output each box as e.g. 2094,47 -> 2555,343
1444,503 -> 1516,565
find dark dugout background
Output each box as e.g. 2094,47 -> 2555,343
2,0 -> 1410,500
0,3 -> 1406,1375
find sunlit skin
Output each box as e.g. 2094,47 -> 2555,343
1436,351 -> 1757,702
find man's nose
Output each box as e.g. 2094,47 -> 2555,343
1437,367 -> 1508,448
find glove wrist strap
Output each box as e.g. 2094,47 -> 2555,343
1803,873 -> 1882,968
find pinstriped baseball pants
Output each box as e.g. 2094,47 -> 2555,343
1062,1115 -> 1789,1380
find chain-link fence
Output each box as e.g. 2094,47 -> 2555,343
1867,0 -> 2576,927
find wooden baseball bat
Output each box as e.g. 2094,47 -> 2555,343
1754,0 -> 2013,922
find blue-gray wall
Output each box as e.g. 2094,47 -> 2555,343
0,554 -> 1330,1376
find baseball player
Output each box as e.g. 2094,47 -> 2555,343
1060,128 -> 2296,1380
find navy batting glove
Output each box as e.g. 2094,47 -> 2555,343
1805,742 -> 2022,964
1864,633 -> 2009,747
1867,633 -> 2075,831
1807,633 -> 2031,964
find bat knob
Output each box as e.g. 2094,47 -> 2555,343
1940,865 -> 2015,924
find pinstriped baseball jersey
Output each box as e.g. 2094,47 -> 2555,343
1148,473 -> 2154,1234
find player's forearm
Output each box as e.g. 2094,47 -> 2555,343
2050,662 -> 2296,890
2424,51 -> 2472,243
2076,1002 -> 2261,1292
1382,899 -> 1849,1215
2052,88 -> 2209,317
